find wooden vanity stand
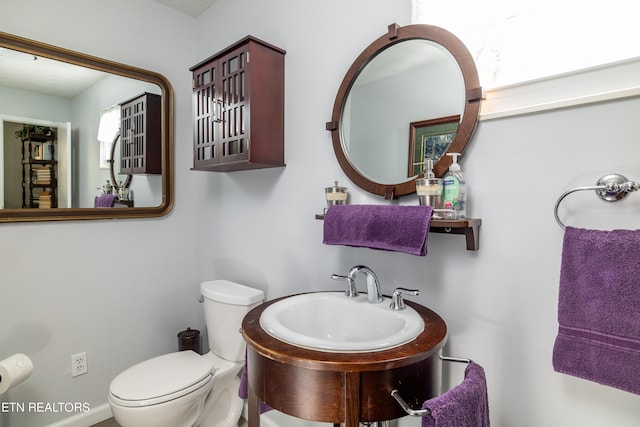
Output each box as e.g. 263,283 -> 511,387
242,296 -> 447,427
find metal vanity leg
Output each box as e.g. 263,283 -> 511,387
248,386 -> 260,427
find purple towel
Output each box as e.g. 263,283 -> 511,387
238,351 -> 272,413
323,205 -> 433,256
422,362 -> 490,427
94,194 -> 118,208
553,226 -> 640,395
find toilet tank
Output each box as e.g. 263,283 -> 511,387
200,280 -> 265,362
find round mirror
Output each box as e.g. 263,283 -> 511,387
108,132 -> 132,194
327,24 -> 482,199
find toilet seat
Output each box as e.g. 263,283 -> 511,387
109,351 -> 215,408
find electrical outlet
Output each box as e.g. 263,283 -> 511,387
71,352 -> 88,377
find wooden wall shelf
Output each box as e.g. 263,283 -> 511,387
316,215 -> 481,251
429,218 -> 481,251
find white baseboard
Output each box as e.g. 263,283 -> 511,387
45,402 -> 112,427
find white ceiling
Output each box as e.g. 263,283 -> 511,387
152,0 -> 220,17
0,47 -> 109,99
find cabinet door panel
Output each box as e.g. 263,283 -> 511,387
193,64 -> 220,166
219,47 -> 249,163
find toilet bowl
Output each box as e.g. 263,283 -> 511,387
108,280 -> 264,427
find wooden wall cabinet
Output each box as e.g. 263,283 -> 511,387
190,36 -> 285,172
120,92 -> 162,175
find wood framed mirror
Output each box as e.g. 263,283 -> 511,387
0,31 -> 173,222
326,23 -> 482,199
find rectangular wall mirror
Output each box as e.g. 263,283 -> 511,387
0,31 -> 173,222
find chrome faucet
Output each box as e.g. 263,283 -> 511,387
331,265 -> 383,304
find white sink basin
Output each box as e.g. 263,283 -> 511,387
259,292 -> 425,352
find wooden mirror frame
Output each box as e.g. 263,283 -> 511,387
326,23 -> 482,199
0,31 -> 174,222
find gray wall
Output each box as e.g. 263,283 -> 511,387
0,1 -> 198,426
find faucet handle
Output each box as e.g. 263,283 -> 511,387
331,274 -> 358,298
390,288 -> 419,310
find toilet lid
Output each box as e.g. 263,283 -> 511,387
110,351 -> 215,402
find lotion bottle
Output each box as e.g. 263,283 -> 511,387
442,153 -> 467,219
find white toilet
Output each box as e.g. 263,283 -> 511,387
108,280 -> 264,427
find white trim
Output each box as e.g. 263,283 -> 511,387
479,56 -> 640,121
44,402 -> 112,427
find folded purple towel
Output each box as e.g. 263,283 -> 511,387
422,362 -> 490,427
94,194 -> 118,208
238,351 -> 272,413
323,205 -> 433,256
553,226 -> 640,395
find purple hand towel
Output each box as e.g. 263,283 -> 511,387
323,205 -> 433,256
238,350 -> 272,413
553,226 -> 640,395
94,194 -> 118,208
422,362 -> 490,427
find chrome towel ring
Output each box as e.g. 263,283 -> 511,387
554,173 -> 640,229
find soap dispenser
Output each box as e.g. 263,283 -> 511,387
415,159 -> 443,213
442,153 -> 467,219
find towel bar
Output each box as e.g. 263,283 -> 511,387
391,355 -> 472,416
554,173 -> 640,229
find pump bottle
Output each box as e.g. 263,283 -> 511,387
442,153 -> 467,219
415,159 -> 443,211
